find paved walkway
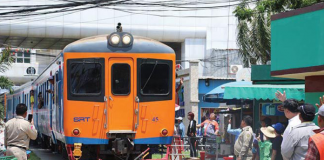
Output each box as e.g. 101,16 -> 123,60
30,147 -> 63,160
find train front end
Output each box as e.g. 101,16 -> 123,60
63,24 -> 175,159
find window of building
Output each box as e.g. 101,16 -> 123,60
15,51 -> 30,63
112,63 -> 130,95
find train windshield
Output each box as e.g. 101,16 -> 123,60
67,58 -> 105,102
70,63 -> 102,94
140,61 -> 170,95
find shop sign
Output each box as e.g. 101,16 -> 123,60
261,103 -> 285,116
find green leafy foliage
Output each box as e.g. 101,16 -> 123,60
0,47 -> 14,73
0,96 -> 5,122
234,0 -> 324,66
0,76 -> 13,93
0,47 -> 14,93
0,47 -> 14,121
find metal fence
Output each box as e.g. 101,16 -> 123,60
167,136 -> 219,160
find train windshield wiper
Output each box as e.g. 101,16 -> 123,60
141,61 -> 158,92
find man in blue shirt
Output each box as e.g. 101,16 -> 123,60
176,117 -> 185,138
227,118 -> 242,142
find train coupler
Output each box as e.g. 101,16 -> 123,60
73,143 -> 82,160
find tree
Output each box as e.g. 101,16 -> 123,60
0,96 -> 5,123
234,0 -> 323,67
0,47 -> 14,93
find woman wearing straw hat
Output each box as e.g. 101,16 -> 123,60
259,126 -> 275,160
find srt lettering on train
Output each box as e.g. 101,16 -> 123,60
74,117 -> 90,122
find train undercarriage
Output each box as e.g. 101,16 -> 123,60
35,133 -> 153,160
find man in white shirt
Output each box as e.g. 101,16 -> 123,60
281,104 -> 319,160
5,103 -> 37,160
279,98 -> 301,160
276,91 -> 301,132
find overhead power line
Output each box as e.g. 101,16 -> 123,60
0,0 -> 255,20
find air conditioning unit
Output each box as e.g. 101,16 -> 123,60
229,65 -> 243,74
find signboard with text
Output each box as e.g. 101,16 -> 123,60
261,103 -> 285,116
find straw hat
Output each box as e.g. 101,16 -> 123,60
260,126 -> 276,138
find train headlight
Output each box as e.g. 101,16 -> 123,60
110,34 -> 120,45
107,32 -> 133,47
122,34 -> 131,45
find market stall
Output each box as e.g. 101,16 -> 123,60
203,81 -> 305,157
223,84 -> 305,131
203,81 -> 254,157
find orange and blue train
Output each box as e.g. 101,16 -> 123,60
5,25 -> 176,160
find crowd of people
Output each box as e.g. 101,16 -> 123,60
174,92 -> 324,160
4,83 -> 324,160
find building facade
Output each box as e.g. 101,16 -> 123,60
271,3 -> 324,123
0,49 -> 58,85
0,1 -> 244,77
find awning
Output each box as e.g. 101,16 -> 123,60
204,81 -> 252,103
223,84 -> 305,101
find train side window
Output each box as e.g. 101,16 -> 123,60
55,72 -> 59,81
67,58 -> 105,102
45,82 -> 48,105
43,84 -> 45,106
27,93 -> 29,109
112,64 -> 130,95
137,59 -> 173,102
44,83 -> 47,105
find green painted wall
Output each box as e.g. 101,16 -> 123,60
252,65 -> 304,84
306,92 -> 324,125
253,65 -> 291,81
271,9 -> 324,72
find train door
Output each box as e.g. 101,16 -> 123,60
107,58 -> 135,133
